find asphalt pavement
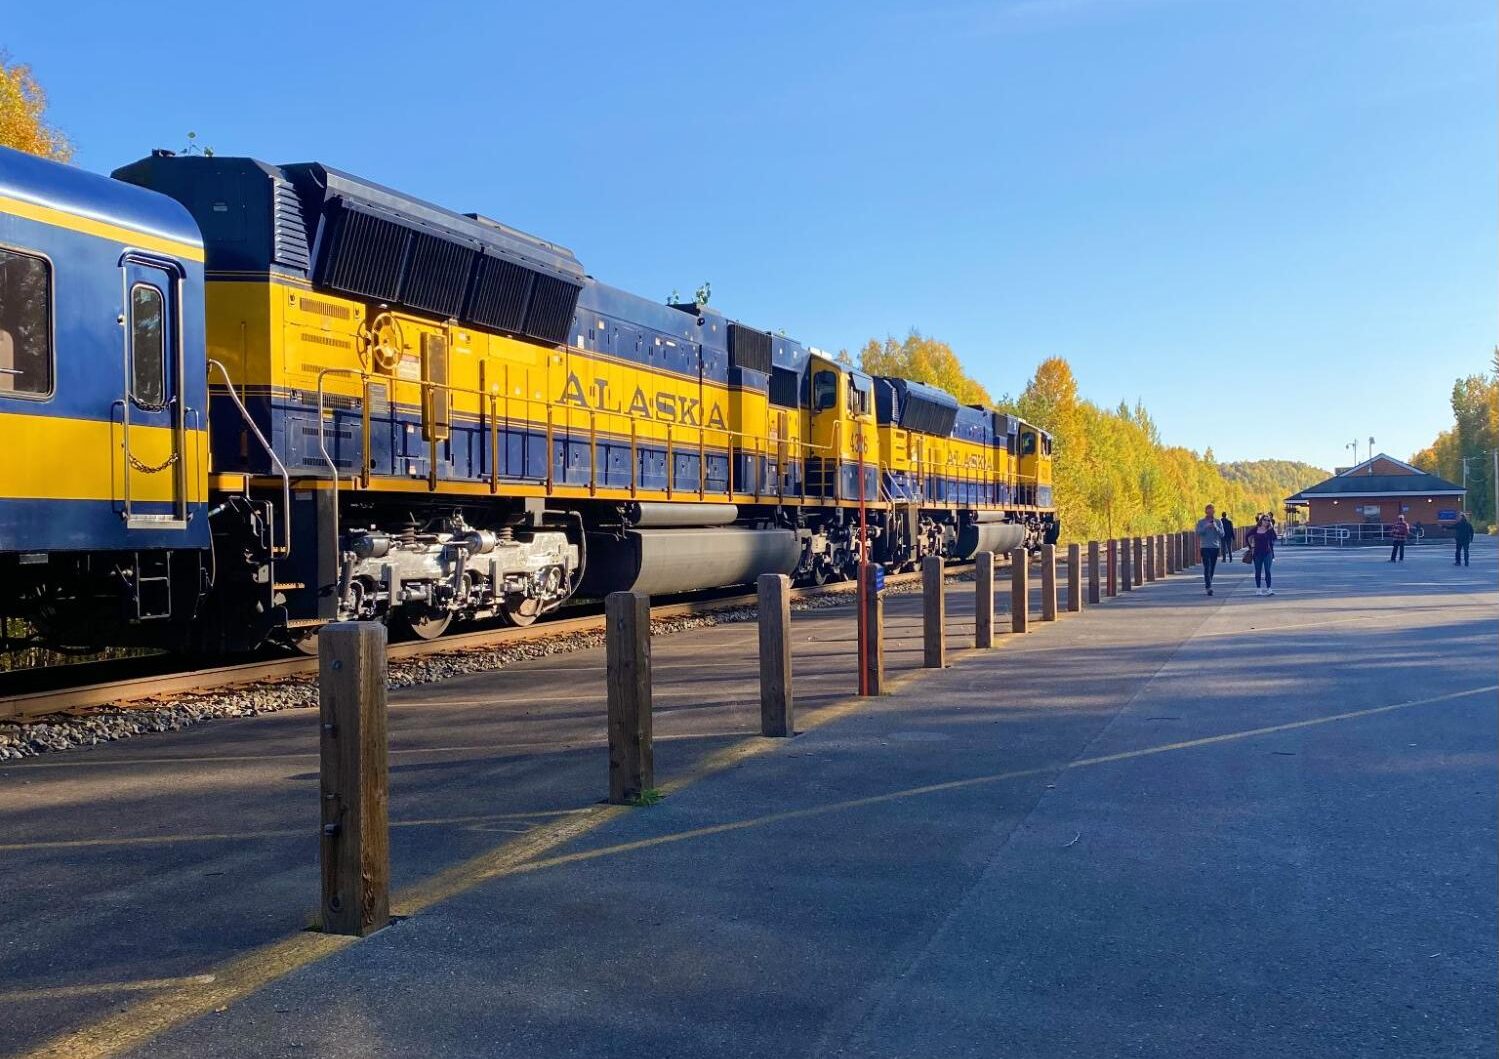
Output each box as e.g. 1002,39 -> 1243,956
2,539 -> 1494,1059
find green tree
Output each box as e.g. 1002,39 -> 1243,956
1410,353 -> 1498,527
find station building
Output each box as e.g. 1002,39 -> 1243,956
1285,455 -> 1467,535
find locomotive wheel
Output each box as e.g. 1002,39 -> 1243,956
498,595 -> 542,627
394,608 -> 452,641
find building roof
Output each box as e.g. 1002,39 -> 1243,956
1286,465 -> 1465,502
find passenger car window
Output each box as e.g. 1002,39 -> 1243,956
0,247 -> 53,397
130,284 -> 166,409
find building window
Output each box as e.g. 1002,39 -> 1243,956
0,246 -> 53,397
130,283 -> 166,410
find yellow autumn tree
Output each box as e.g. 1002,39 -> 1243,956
861,339 -> 1328,540
858,330 -> 992,406
0,54 -> 70,161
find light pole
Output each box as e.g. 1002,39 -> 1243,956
1367,437 -> 1376,473
1346,439 -> 1358,467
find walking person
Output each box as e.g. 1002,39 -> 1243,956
1389,514 -> 1409,562
1454,512 -> 1474,566
1247,514 -> 1278,595
1196,503 -> 1224,596
1220,511 -> 1236,559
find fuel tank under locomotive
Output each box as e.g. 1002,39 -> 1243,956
580,503 -> 801,597
953,512 -> 1028,560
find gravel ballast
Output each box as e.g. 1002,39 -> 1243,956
0,579 -> 961,761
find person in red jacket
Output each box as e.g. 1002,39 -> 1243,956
1389,514 -> 1410,562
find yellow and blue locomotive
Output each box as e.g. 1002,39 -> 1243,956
0,144 -> 1055,653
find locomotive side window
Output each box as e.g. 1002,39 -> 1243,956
129,283 -> 166,410
1022,432 -> 1037,455
0,247 -> 53,397
846,377 -> 870,415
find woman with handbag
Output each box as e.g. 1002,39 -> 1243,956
1246,514 -> 1278,596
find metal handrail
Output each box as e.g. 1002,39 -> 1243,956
319,366 -> 837,500
209,359 -> 291,558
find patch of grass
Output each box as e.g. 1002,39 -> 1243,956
631,787 -> 663,807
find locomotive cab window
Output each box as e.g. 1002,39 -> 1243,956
0,247 -> 53,397
812,370 -> 837,411
129,284 -> 166,410
1022,432 -> 1037,455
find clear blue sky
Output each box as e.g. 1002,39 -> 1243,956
6,0 -> 1493,466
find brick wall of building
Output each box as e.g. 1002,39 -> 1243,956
1306,495 -> 1464,533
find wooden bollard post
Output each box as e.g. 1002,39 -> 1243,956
319,622 -> 390,937
1087,540 -> 1101,604
1159,535 -> 1169,576
1040,543 -> 1058,621
1067,542 -> 1083,613
975,550 -> 995,649
859,562 -> 884,695
1120,536 -> 1133,592
1185,531 -> 1196,567
758,574 -> 793,737
1133,537 -> 1145,587
1144,535 -> 1157,582
606,591 -> 654,804
1106,538 -> 1118,597
922,555 -> 945,668
1010,547 -> 1029,632
1166,533 -> 1177,574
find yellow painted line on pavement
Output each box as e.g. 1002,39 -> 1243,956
0,810 -> 589,853
0,977 -> 217,1004
21,933 -> 357,1059
492,682 -> 1499,877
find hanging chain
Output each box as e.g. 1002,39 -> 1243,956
127,451 -> 179,474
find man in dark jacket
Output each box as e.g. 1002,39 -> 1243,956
1454,513 -> 1474,566
1220,512 -> 1235,556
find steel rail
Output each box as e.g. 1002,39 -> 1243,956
0,552 -> 1069,725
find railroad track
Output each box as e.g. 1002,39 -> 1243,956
1,564 -> 981,724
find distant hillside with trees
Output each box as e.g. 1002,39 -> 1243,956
1219,460 -> 1330,517
856,335 -> 1319,540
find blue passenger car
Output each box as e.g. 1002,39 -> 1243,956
0,145 -> 210,641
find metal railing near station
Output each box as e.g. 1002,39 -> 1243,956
1284,523 -> 1441,546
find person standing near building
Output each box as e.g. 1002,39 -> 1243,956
1196,504 -> 1224,596
1220,511 -> 1236,558
1247,514 -> 1278,595
1389,514 -> 1409,562
1454,512 -> 1474,566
